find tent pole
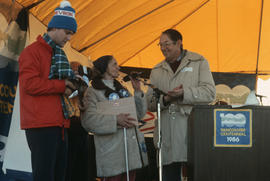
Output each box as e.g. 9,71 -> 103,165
215,0 -> 220,72
255,0 -> 264,91
24,0 -> 45,10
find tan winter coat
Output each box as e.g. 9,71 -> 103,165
81,87 -> 148,177
146,50 -> 216,165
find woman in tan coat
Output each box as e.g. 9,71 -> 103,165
146,29 -> 216,181
81,55 -> 148,181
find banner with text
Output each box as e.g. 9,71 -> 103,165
214,109 -> 252,147
0,1 -> 28,174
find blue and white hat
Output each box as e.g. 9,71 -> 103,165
48,0 -> 77,33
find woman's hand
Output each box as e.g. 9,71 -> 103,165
117,113 -> 136,128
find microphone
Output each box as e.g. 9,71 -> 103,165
123,72 -> 142,82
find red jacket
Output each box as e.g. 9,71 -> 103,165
19,35 -> 70,129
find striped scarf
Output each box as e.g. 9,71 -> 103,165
43,33 -> 75,79
43,33 -> 76,119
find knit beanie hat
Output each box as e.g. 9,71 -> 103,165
48,0 -> 77,33
93,55 -> 113,75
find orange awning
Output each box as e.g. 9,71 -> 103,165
12,0 -> 270,76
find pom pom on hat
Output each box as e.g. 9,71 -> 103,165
48,0 -> 77,33
60,0 -> 71,8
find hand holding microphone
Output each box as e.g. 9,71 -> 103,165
123,72 -> 143,92
122,71 -> 167,96
122,71 -> 142,82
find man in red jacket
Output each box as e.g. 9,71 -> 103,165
19,1 -> 77,181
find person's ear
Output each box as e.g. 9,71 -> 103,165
176,39 -> 182,48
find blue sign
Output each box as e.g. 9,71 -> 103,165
0,63 -> 18,160
214,109 -> 252,147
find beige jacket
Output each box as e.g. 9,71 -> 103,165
81,86 -> 148,177
146,50 -> 216,165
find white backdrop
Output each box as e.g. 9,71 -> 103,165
2,83 -> 32,173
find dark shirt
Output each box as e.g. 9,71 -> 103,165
168,59 -> 181,73
167,49 -> 186,73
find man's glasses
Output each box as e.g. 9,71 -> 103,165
157,41 -> 175,48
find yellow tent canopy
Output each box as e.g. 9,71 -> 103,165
11,0 -> 270,76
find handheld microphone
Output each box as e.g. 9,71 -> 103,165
123,72 -> 142,82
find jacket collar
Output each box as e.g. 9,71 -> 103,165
154,50 -> 202,74
37,35 -> 52,53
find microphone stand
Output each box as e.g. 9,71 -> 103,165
140,80 -> 166,181
154,88 -> 163,181
122,75 -> 167,181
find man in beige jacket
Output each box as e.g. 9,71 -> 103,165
146,29 -> 216,181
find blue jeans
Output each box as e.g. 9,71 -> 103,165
25,127 -> 68,181
162,162 -> 182,181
